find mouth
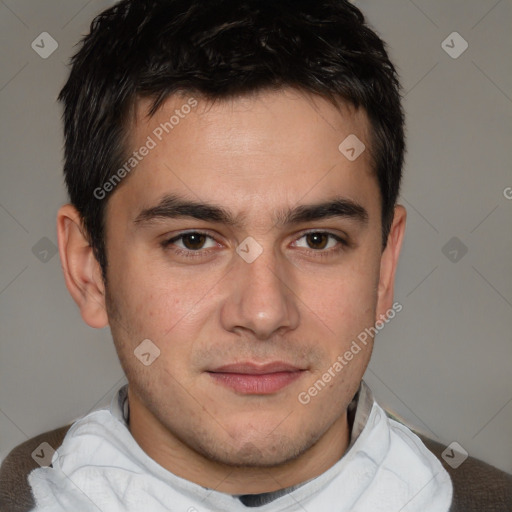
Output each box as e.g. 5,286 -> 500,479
206,362 -> 306,395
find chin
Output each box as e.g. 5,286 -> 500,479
195,426 -> 318,468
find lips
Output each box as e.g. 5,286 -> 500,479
207,362 -> 305,394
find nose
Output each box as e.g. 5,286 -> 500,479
220,245 -> 300,340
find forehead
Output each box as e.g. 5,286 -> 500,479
108,89 -> 379,225
132,89 -> 371,161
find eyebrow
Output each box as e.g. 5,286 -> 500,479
134,194 -> 369,228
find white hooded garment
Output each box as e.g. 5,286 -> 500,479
28,382 -> 453,512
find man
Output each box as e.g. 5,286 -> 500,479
13,0 -> 456,510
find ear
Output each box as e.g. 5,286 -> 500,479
375,205 -> 406,320
56,204 -> 109,328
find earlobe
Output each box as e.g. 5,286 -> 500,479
57,204 -> 109,329
376,205 -> 407,319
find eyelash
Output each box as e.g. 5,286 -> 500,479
161,231 -> 219,259
161,230 -> 348,259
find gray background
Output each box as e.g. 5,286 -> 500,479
1,0 -> 511,474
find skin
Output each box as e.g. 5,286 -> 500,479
57,88 -> 406,494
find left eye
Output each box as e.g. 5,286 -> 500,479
294,232 -> 342,250
167,232 -> 217,251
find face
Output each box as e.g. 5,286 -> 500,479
69,89 -> 403,475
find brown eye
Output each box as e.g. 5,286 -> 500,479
293,232 -> 346,253
162,232 -> 217,252
306,232 -> 329,250
181,233 -> 207,250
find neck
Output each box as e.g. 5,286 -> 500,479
127,389 -> 350,495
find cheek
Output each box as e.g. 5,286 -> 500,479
109,245 -> 194,319
302,257 -> 380,335
127,286 -> 206,341
107,265 -> 222,374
